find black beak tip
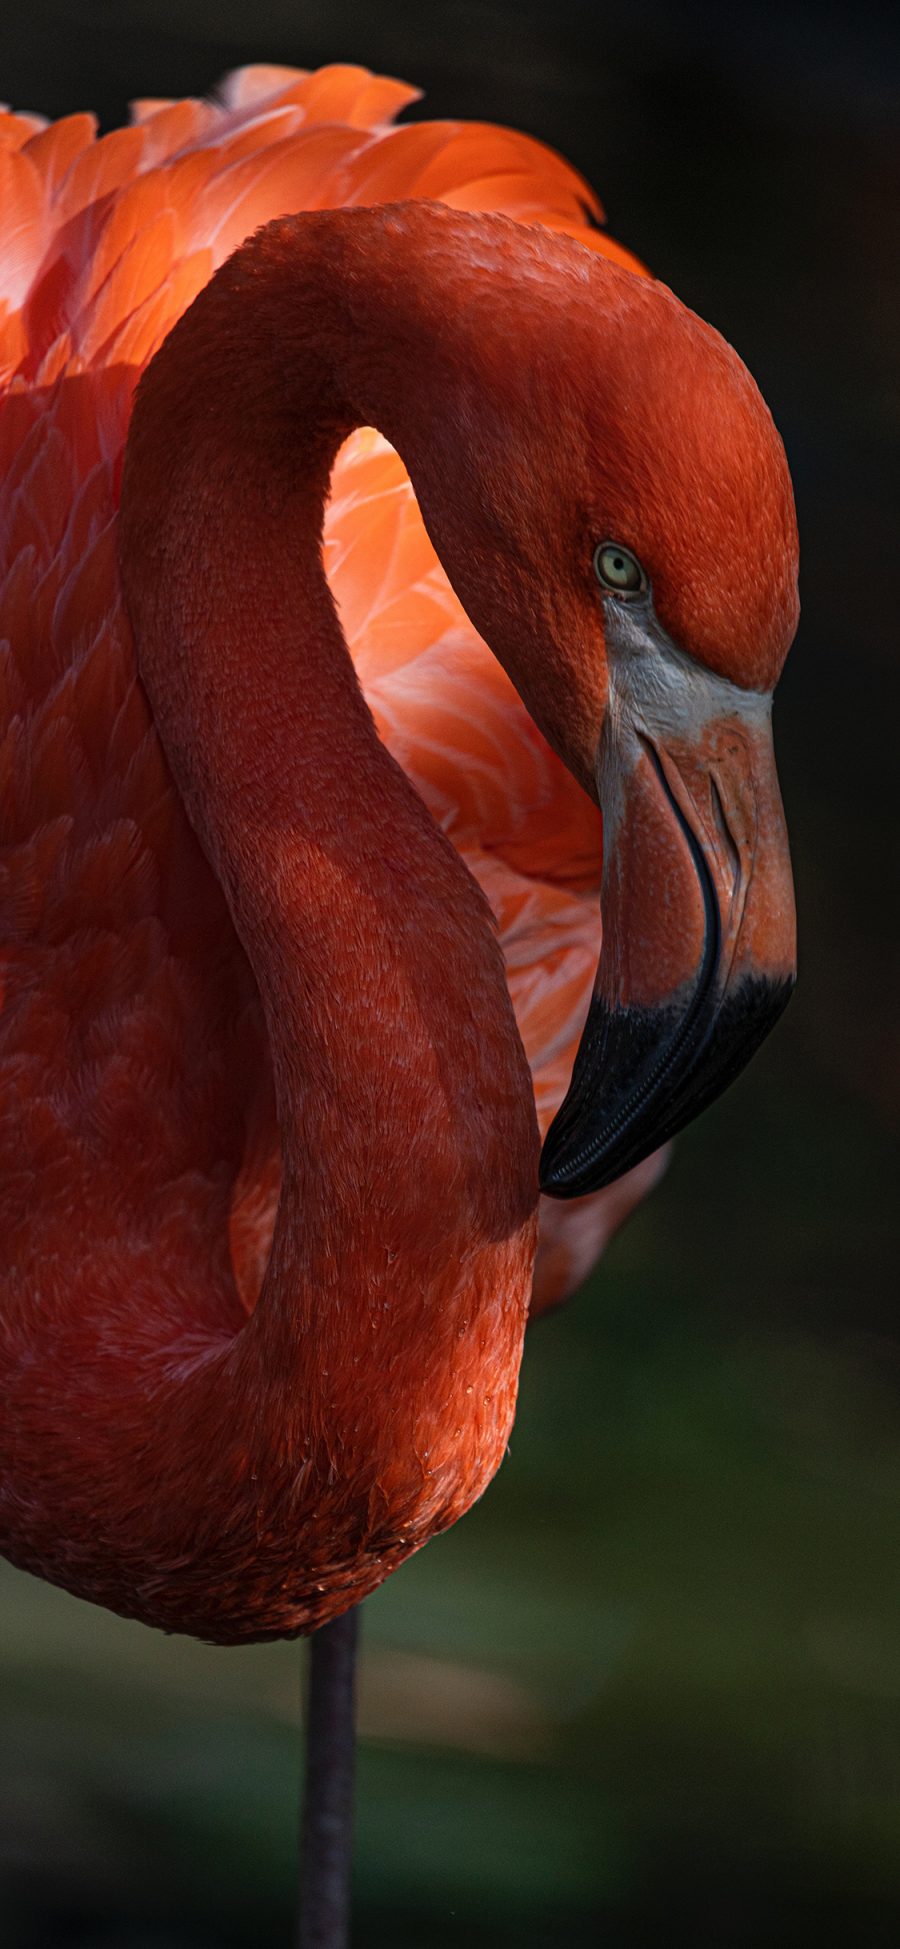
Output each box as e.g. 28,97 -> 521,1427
539,972 -> 796,1201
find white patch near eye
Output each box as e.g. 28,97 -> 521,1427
598,592 -> 772,834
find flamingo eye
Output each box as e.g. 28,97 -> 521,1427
593,541 -> 647,597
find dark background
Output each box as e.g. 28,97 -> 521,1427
1,2 -> 898,1943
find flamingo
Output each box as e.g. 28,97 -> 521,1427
0,63 -> 797,1943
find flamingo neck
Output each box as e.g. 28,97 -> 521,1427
115,211 -> 539,1635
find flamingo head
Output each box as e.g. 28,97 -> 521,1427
352,206 -> 800,1195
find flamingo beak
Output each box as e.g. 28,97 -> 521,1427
540,707 -> 796,1197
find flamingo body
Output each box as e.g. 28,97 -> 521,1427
0,67 -> 797,1640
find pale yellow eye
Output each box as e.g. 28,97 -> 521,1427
593,541 -> 647,597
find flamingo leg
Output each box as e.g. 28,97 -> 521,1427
298,1605 -> 360,1948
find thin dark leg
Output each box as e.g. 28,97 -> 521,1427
297,1604 -> 360,1949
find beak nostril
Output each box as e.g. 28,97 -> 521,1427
709,771 -> 742,910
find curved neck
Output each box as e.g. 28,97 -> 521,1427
116,211 -> 539,1625
121,209 -> 538,1261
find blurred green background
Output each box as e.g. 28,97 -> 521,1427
1,1 -> 898,1943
